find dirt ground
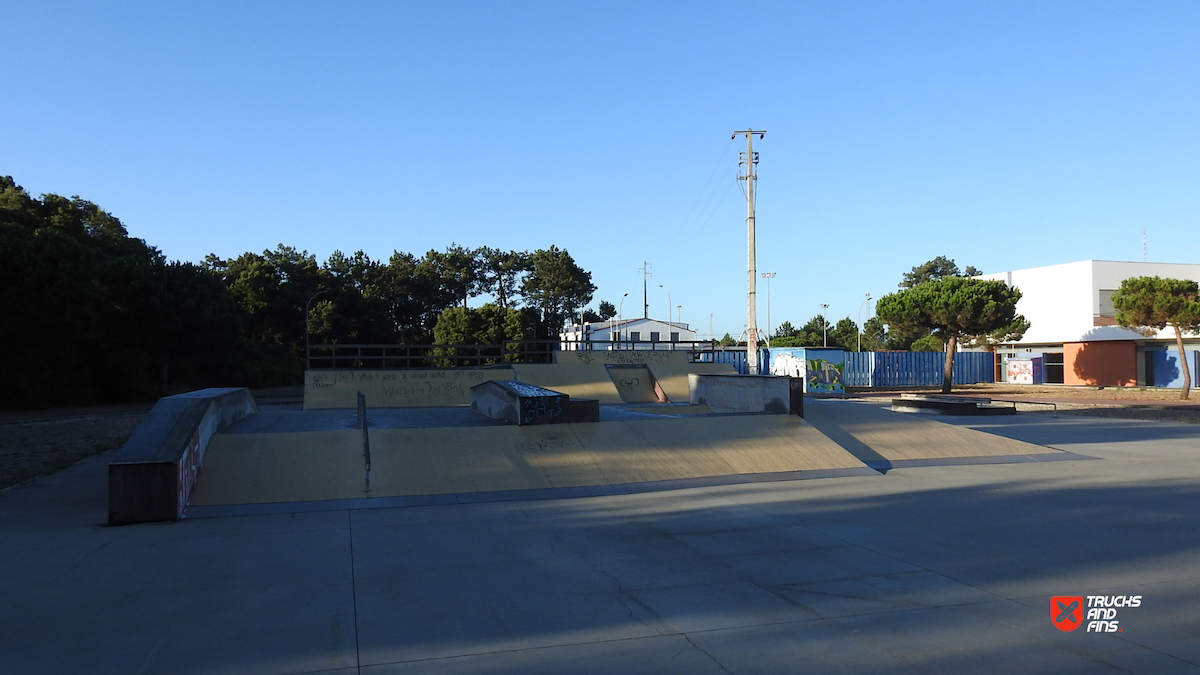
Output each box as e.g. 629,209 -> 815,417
0,413 -> 146,491
1,384 -> 1196,492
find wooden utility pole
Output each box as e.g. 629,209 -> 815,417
733,129 -> 765,374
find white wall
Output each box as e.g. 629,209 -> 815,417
981,260 -> 1200,345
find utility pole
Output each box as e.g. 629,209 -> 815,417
639,261 -> 653,319
734,129 -> 765,374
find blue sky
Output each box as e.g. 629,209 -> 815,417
5,1 -> 1197,339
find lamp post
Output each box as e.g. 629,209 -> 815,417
761,272 -> 776,347
858,293 -> 872,352
305,289 -> 329,368
659,282 -> 672,332
617,293 -> 629,349
819,303 -> 829,348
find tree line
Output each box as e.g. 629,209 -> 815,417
0,176 -> 600,408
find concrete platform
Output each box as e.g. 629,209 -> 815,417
4,405 -> 1200,674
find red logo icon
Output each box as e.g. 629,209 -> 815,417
1051,596 -> 1084,632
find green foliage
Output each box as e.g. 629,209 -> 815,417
1,174 -> 603,409
0,176 -> 253,407
1112,276 -> 1200,399
876,276 -> 1027,392
1112,276 -> 1200,333
431,304 -> 527,366
910,335 -> 944,352
773,321 -> 798,339
859,316 -> 890,351
718,333 -> 738,347
829,318 -> 860,351
521,246 -> 596,339
901,255 -> 981,288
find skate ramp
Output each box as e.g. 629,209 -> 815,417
187,415 -> 867,506
606,365 -> 667,403
511,363 -> 623,403
802,401 -> 1063,464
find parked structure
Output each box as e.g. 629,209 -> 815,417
560,317 -> 698,350
977,260 -> 1200,387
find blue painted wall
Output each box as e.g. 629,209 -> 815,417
1150,349 -> 1199,388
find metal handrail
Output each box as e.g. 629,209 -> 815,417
357,391 -> 371,492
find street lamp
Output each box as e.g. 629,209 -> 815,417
761,272 -> 776,347
659,283 -> 672,330
617,293 -> 629,348
819,303 -> 829,348
858,293 -> 872,352
305,289 -> 329,368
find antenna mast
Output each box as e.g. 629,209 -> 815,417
733,129 -> 765,374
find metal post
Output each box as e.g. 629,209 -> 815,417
820,303 -> 829,348
733,129 -> 765,374
305,289 -> 328,369
858,293 -> 872,352
761,272 -> 775,347
617,292 -> 629,349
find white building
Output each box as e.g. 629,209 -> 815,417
978,260 -> 1200,386
560,317 -> 698,350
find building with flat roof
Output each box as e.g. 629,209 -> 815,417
978,260 -> 1200,386
560,317 -> 698,350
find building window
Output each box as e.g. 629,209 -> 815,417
650,331 -> 660,342
1098,290 -> 1117,318
1044,352 -> 1064,384
630,331 -> 641,342
671,332 -> 680,342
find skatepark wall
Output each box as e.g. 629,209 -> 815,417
305,369 -> 516,408
108,388 -> 258,524
689,374 -> 803,415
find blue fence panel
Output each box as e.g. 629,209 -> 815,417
705,348 -> 770,375
844,352 -> 872,387
847,351 -> 993,387
700,349 -> 993,385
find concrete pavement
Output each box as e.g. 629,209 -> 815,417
3,401 -> 1199,674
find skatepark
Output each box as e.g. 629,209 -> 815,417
3,356 -> 1200,674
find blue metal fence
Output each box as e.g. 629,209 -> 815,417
700,347 -> 994,386
840,351 -> 994,387
704,348 -> 772,375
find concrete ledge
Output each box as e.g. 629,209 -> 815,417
470,380 -> 571,425
891,395 -> 1016,416
108,388 -> 258,524
688,373 -> 803,416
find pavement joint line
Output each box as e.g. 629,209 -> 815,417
348,510 -> 362,674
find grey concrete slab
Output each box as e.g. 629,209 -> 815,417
360,634 -> 729,674
4,403 -> 1200,674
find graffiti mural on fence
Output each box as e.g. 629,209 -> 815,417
770,352 -> 805,377
770,349 -> 846,393
805,358 -> 845,393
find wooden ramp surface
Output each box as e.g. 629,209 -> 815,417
189,415 -> 865,506
803,401 -> 1060,461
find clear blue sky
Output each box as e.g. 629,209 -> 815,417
5,1 -> 1198,339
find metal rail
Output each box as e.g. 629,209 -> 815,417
357,391 -> 371,492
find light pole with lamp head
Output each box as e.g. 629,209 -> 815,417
617,293 -> 629,349
819,303 -> 829,348
761,272 -> 776,347
858,293 -> 872,352
305,289 -> 329,368
659,284 -> 672,341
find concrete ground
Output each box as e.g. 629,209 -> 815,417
3,400 -> 1199,674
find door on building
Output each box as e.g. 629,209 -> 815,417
1043,352 -> 1065,384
